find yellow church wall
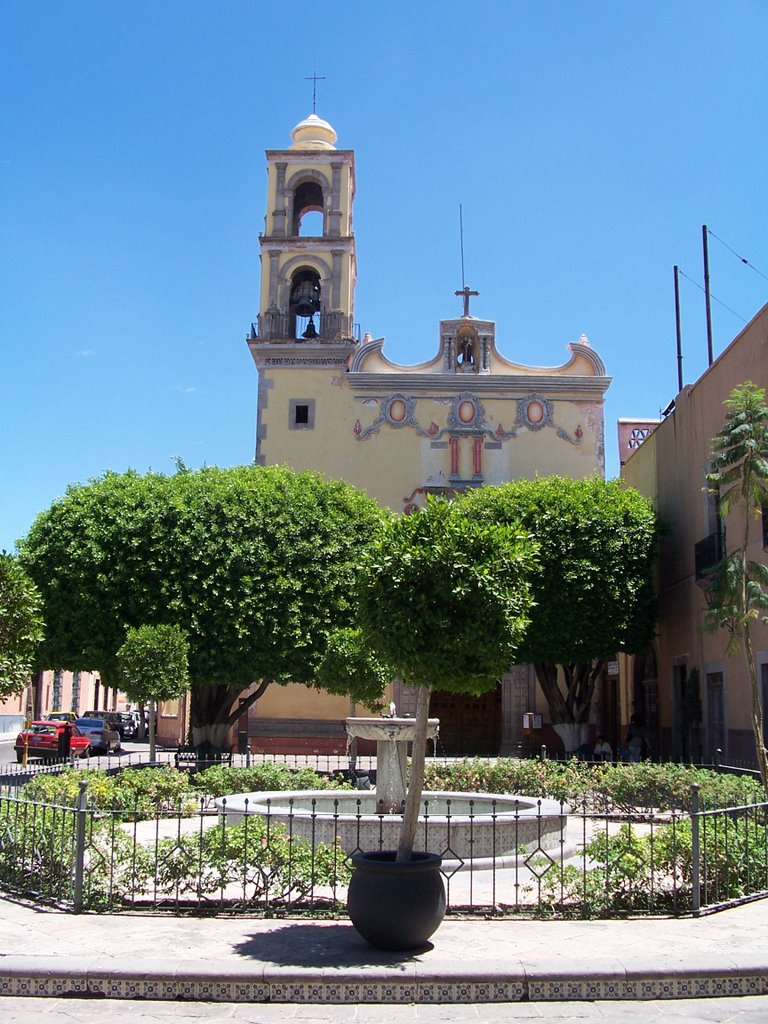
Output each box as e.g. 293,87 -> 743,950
260,365 -> 608,510
257,682 -> 352,720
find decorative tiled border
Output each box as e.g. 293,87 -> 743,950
0,970 -> 766,1002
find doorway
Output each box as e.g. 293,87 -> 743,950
429,685 -> 502,756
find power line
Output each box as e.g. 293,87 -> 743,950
677,269 -> 748,324
706,228 -> 768,284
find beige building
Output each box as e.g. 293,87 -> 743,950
621,302 -> 768,765
242,112 -> 613,757
0,669 -> 114,737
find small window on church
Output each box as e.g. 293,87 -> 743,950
289,399 -> 315,430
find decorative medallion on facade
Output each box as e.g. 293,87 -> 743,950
355,390 -> 584,447
355,393 -> 434,441
447,393 -> 485,431
516,394 -> 583,446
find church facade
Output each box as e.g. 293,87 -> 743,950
244,112 -> 613,757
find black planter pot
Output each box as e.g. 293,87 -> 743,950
347,850 -> 446,951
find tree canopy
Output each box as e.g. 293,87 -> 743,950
0,552 -> 44,697
117,623 -> 190,761
460,477 -> 659,749
354,497 -> 537,858
19,465 -> 386,742
116,623 -> 190,707
360,497 -> 537,694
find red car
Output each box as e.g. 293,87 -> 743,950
14,721 -> 93,763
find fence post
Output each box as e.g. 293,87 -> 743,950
72,779 -> 88,913
540,744 -> 547,762
691,782 -> 701,914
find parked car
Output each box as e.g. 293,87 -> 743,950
43,711 -> 78,723
82,710 -> 127,739
14,721 -> 92,762
73,717 -> 121,754
117,712 -> 139,740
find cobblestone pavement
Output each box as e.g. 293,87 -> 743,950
0,995 -> 766,1023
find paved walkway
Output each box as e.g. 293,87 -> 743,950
1,895 -> 767,1006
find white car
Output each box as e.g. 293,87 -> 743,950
73,717 -> 121,754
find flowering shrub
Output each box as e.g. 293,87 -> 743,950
21,765 -> 196,816
422,758 -> 763,812
191,763 -> 351,798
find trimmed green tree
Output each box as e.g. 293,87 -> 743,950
705,382 -> 768,790
354,497 -> 537,861
461,477 -> 659,755
116,624 -> 190,762
19,465 -> 386,753
0,552 -> 44,698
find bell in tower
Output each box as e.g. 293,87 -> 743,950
290,269 -> 322,341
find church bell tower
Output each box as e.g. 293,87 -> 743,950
249,113 -> 357,346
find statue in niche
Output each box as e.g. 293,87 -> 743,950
457,333 -> 476,369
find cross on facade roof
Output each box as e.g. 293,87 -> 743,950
455,285 -> 479,318
304,71 -> 326,114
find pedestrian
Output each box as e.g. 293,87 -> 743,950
593,735 -> 613,762
625,716 -> 645,762
57,721 -> 73,761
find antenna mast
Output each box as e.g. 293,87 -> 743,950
459,204 -> 466,289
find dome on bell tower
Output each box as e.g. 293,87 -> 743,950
289,113 -> 338,150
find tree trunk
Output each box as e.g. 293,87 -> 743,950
534,660 -> 603,754
190,722 -> 233,757
738,483 -> 768,792
552,722 -> 589,756
744,630 -> 768,791
188,680 -> 270,755
148,700 -> 156,762
396,683 -> 431,863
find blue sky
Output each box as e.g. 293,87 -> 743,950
2,1 -> 766,552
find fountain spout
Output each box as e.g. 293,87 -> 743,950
345,716 -> 439,814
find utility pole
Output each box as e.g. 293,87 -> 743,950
702,225 -> 714,366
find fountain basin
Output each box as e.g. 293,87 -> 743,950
216,790 -> 568,866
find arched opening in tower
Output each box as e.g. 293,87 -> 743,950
292,181 -> 324,236
289,267 -> 322,340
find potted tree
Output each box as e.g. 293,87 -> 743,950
327,497 -> 537,949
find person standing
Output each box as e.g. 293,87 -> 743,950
57,721 -> 73,761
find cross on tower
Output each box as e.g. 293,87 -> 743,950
304,71 -> 326,114
455,285 -> 479,318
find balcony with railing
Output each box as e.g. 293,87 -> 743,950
249,309 -> 360,345
694,530 -> 724,581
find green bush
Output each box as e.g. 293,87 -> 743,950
190,763 -> 351,798
422,758 -> 763,812
654,813 -> 768,902
532,823 -> 667,917
20,765 -> 197,816
0,798 -> 78,899
533,807 -> 768,917
150,815 -> 350,903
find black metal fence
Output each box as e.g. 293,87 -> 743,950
1,780 -> 766,919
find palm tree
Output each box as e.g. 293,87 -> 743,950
705,382 -> 768,790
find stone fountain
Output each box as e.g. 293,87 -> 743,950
345,711 -> 440,813
217,706 -> 568,864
